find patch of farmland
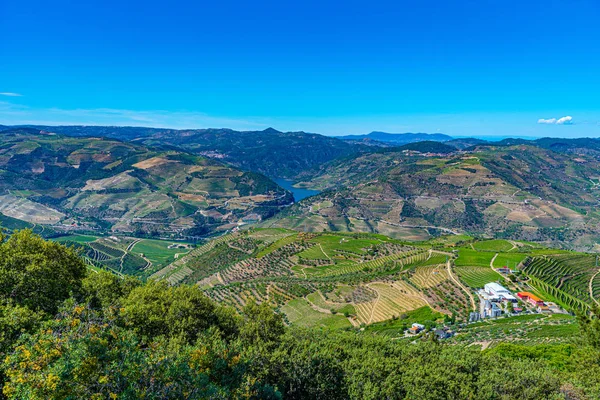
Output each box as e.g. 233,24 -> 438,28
421,279 -> 471,316
296,244 -> 329,260
363,306 -> 443,338
492,253 -> 528,269
306,291 -> 356,315
54,234 -> 99,244
411,253 -> 448,268
355,281 -> 427,325
454,248 -> 496,267
306,249 -> 429,278
426,234 -> 473,246
280,298 -> 352,329
149,233 -> 236,280
522,254 -> 596,310
219,241 -> 309,284
0,194 -> 64,224
375,223 -> 432,241
248,228 -> 295,243
205,283 -> 270,310
131,238 -> 192,271
409,265 -> 449,289
120,253 -> 150,275
89,241 -> 125,258
310,234 -> 384,257
454,265 -> 503,288
255,233 -> 298,257
472,239 -> 515,252
167,266 -> 194,285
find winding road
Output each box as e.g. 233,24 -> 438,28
446,259 -> 476,311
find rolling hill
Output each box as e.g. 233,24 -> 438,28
0,129 -> 291,237
1,125 -> 364,179
263,144 -> 600,250
336,131 -> 453,144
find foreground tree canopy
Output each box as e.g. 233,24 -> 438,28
1,230 -> 600,399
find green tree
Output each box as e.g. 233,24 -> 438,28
478,358 -> 563,399
578,305 -> 600,349
81,270 -> 140,309
240,300 -> 285,349
2,304 -> 277,399
0,230 -> 87,314
122,280 -> 239,343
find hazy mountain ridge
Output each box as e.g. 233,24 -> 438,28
336,131 -> 454,143
1,125 -> 365,179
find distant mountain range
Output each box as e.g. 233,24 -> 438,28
3,124 -> 600,248
0,125 -> 365,179
335,131 -> 454,144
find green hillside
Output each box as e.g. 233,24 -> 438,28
265,144 -> 600,250
2,230 -> 600,399
3,125 -> 365,179
0,129 -> 291,237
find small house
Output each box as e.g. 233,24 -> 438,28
409,323 -> 425,334
517,292 -> 544,307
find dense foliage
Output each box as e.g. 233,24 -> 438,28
2,230 -> 600,399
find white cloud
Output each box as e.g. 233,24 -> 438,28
0,92 -> 23,97
556,116 -> 573,125
537,118 -> 557,124
537,115 -> 573,125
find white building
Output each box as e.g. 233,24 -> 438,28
480,299 -> 502,318
484,282 -> 517,303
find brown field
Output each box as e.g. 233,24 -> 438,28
0,195 -> 64,224
82,171 -> 136,191
132,156 -> 175,170
176,192 -> 207,203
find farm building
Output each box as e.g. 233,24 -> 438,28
517,292 -> 544,307
469,312 -> 481,322
409,323 -> 425,334
434,329 -> 454,340
484,282 -> 517,303
480,299 -> 502,318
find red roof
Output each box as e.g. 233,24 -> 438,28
518,292 -> 542,302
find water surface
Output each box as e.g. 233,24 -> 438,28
274,178 -> 320,202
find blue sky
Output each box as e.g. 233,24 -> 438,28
1,0 -> 599,137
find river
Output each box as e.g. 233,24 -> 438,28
274,178 -> 320,203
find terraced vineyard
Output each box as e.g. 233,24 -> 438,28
522,254 -> 597,311
140,230 -> 598,329
454,265 -> 504,288
54,235 -> 191,278
355,281 -> 428,324
449,314 -> 579,345
409,264 -> 449,289
149,232 -> 236,284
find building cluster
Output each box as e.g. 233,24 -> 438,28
408,323 -> 425,334
517,292 -> 565,314
477,282 -> 518,318
407,323 -> 454,340
482,283 -> 518,303
473,282 -> 567,320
